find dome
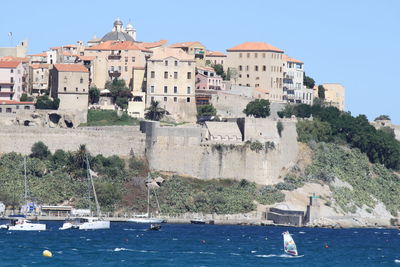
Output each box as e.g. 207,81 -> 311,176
113,18 -> 123,27
126,23 -> 134,31
101,31 -> 134,42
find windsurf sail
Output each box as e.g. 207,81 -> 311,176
283,231 -> 298,256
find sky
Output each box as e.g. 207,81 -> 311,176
1,0 -> 399,123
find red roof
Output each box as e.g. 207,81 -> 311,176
30,63 -> 50,69
141,40 -> 168,49
85,41 -> 151,52
283,55 -> 303,64
78,55 -> 95,61
0,56 -> 29,63
170,41 -> 203,48
0,100 -> 34,105
28,52 -> 47,57
0,61 -> 21,68
227,42 -> 283,52
54,64 -> 88,72
205,51 -> 226,57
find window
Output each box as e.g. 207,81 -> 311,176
164,71 -> 168,79
188,62 -> 192,66
80,78 -> 83,83
132,57 -> 135,62
247,53 -> 250,58
174,86 -> 177,93
174,61 -> 178,66
164,86 -> 168,93
151,96 -> 154,102
254,53 -> 258,58
16,105 -> 19,110
151,71 -> 155,78
239,74 -> 242,78
255,84 -> 259,87
280,67 -> 282,72
164,97 -> 167,102
186,97 -> 190,102
263,65 -> 266,71
187,72 -> 192,79
83,89 -> 86,92
239,53 -> 242,58
239,65 -> 243,71
64,87 -> 67,92
262,53 -> 266,58
125,56 -> 128,63
245,66 -> 249,71
255,66 -> 258,71
187,86 -> 191,94
174,97 -> 177,102
6,108 -> 12,113
0,108 -> 2,112
247,74 -> 250,78
165,60 -> 168,66
10,77 -> 14,83
125,66 -> 128,72
10,69 -> 13,73
150,86 -> 154,93
76,87 -> 78,92
174,72 -> 178,79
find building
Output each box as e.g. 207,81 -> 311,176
49,64 -> 89,115
29,64 -> 50,95
100,18 -> 137,42
315,83 -> 345,111
146,47 -> 197,122
0,100 -> 35,115
170,41 -> 206,66
226,42 -> 285,103
0,61 -> 25,101
0,40 -> 28,58
205,51 -> 227,67
196,66 -> 225,91
283,55 -> 313,105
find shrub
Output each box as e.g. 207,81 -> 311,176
30,141 -> 51,159
243,99 -> 270,118
249,140 -> 264,152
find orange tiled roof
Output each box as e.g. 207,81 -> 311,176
54,64 -> 88,72
227,42 -> 283,52
197,66 -> 215,72
63,44 -> 78,48
28,52 -> 47,57
170,41 -> 202,48
0,100 -> 34,105
141,40 -> 168,49
283,54 -> 303,64
30,63 -> 50,69
0,61 -> 21,68
50,46 -> 61,50
85,40 -> 151,52
149,47 -> 194,61
205,51 -> 226,57
0,56 -> 29,63
78,55 -> 95,61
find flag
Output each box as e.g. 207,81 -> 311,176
8,32 -> 12,37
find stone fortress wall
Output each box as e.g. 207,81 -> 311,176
0,126 -> 146,157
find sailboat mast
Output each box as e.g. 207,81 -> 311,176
24,157 -> 27,202
146,186 -> 150,218
86,154 -> 101,217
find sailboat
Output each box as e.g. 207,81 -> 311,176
1,157 -> 46,231
60,154 -> 110,230
128,177 -> 165,224
283,231 -> 298,256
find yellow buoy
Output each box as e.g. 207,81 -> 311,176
42,250 -> 53,258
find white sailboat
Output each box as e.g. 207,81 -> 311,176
1,157 -> 46,231
283,231 -> 298,256
60,154 -> 110,230
128,179 -> 165,224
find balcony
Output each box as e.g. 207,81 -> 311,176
108,54 -> 121,60
108,70 -> 121,78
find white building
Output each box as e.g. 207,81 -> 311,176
0,61 -> 25,101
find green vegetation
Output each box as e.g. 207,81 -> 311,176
80,109 -> 139,127
305,143 -> 400,215
317,85 -> 325,99
35,95 -> 60,110
89,87 -> 100,104
20,93 -> 33,102
105,79 -> 132,110
279,104 -> 400,170
197,104 -> 217,117
243,99 -> 271,118
212,64 -> 227,80
30,141 -> 51,159
145,101 -> 166,121
374,114 -> 391,121
303,74 -> 315,89
257,185 -> 285,205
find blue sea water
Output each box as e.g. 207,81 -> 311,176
0,221 -> 399,266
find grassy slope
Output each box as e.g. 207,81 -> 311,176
80,110 -> 139,127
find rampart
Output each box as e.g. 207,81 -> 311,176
0,126 -> 146,157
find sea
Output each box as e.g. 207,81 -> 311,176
0,221 -> 399,266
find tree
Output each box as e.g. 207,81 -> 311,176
197,104 -> 217,117
105,79 -> 132,110
303,75 -> 315,89
20,93 -> 33,102
374,115 -> 391,121
30,141 -> 51,159
73,144 -> 88,169
35,95 -> 60,110
89,87 -> 100,104
243,99 -> 270,118
212,64 -> 226,80
318,85 -> 325,100
145,101 -> 166,121
115,96 -> 129,110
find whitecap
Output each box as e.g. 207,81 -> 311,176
299,231 -> 306,234
172,238 -> 178,241
251,250 -> 257,253
394,259 -> 400,264
255,254 -> 277,258
230,253 -> 240,256
199,251 -> 216,255
86,239 -> 91,241
71,248 -> 78,251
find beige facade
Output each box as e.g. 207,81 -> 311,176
170,42 -> 206,66
0,40 -> 28,58
205,51 -> 227,68
146,48 -> 197,122
50,64 -> 89,118
314,83 -> 345,111
226,42 -> 285,103
0,61 -> 25,101
29,64 -> 50,95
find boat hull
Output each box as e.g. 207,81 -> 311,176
128,218 -> 165,224
78,220 -> 110,230
8,223 -> 46,231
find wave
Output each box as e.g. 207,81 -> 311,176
395,259 -> 400,264
255,254 -> 304,258
113,248 -> 156,253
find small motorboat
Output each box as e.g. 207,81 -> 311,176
190,218 -> 206,224
149,224 -> 161,231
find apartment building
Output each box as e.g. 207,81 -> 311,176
0,61 -> 25,101
146,47 -> 197,122
196,66 -> 225,90
283,55 -> 313,105
205,51 -> 227,67
29,64 -> 50,95
226,42 -> 285,103
49,64 -> 89,112
170,41 -> 206,66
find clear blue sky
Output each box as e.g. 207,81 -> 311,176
1,0 -> 399,123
